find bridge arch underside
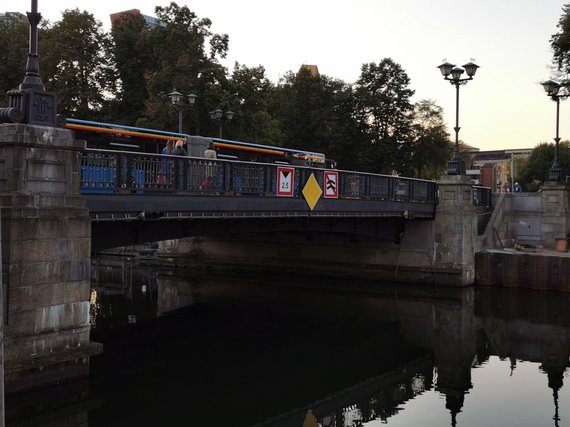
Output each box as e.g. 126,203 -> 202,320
92,216 -> 411,252
87,193 -> 435,252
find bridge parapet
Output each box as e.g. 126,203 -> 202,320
80,148 -> 438,204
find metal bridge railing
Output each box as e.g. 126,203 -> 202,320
472,186 -> 492,208
80,149 -> 439,204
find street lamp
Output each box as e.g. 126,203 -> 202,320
437,61 -> 480,175
168,89 -> 198,134
0,0 -> 59,126
209,109 -> 235,139
541,79 -> 568,182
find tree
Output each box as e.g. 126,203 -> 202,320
410,99 -> 452,179
320,78 -> 367,170
272,67 -> 331,153
106,12 -> 151,124
0,15 -> 29,95
137,2 -> 230,136
518,141 -> 570,190
40,9 -> 112,117
354,58 -> 415,174
227,63 -> 282,145
551,4 -> 570,74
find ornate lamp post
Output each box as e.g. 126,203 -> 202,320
168,89 -> 197,134
437,61 -> 480,175
0,0 -> 59,126
541,80 -> 568,182
208,109 -> 235,138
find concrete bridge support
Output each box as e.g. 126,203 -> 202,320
433,175 -> 480,286
539,182 -> 570,248
0,124 -> 100,392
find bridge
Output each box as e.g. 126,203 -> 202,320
0,121 -> 499,395
80,149 -> 441,250
0,0 -> 564,416
5,107 -> 570,406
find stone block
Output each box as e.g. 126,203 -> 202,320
7,260 -> 90,287
545,194 -> 561,204
4,237 -> 90,264
4,326 -> 91,361
8,281 -> 90,313
3,217 -> 90,241
8,301 -> 90,336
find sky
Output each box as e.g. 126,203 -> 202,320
24,0 -> 570,151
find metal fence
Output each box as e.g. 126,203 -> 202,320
80,149 -> 439,204
472,186 -> 492,207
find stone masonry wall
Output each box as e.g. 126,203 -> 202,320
433,175 -> 479,286
0,124 -> 100,392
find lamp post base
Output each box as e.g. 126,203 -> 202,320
548,164 -> 566,182
447,158 -> 466,176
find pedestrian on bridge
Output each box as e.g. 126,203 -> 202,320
158,140 -> 174,185
172,140 -> 187,156
201,142 -> 218,191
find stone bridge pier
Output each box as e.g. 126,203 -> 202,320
0,123 -> 100,392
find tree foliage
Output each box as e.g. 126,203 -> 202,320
133,2 -> 230,136
551,4 -> 570,74
354,58 -> 415,174
272,68 -> 331,153
106,12 -> 150,124
0,15 -> 29,95
41,9 -> 112,117
411,99 -> 452,179
227,63 -> 282,145
518,141 -> 570,190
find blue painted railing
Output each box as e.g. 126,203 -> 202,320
80,149 -> 439,204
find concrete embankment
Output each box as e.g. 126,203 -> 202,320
476,249 -> 570,292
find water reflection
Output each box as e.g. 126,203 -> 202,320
5,258 -> 570,427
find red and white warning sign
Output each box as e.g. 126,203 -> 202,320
277,166 -> 295,197
324,171 -> 338,198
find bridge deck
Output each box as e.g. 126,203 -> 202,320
81,149 -> 439,221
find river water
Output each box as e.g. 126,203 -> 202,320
5,257 -> 570,426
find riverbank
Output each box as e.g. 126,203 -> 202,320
476,247 -> 570,292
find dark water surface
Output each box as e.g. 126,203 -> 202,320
6,258 -> 570,426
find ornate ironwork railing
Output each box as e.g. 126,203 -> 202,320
472,186 -> 492,207
80,149 -> 439,204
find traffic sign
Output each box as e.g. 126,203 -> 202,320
277,166 -> 294,196
324,171 -> 338,198
302,173 -> 322,210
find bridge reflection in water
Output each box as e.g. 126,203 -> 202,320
5,259 -> 570,427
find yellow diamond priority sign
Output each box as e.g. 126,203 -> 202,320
302,173 -> 322,210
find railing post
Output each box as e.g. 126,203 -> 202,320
116,152 -> 124,190
173,158 -> 178,191
126,153 -> 134,191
